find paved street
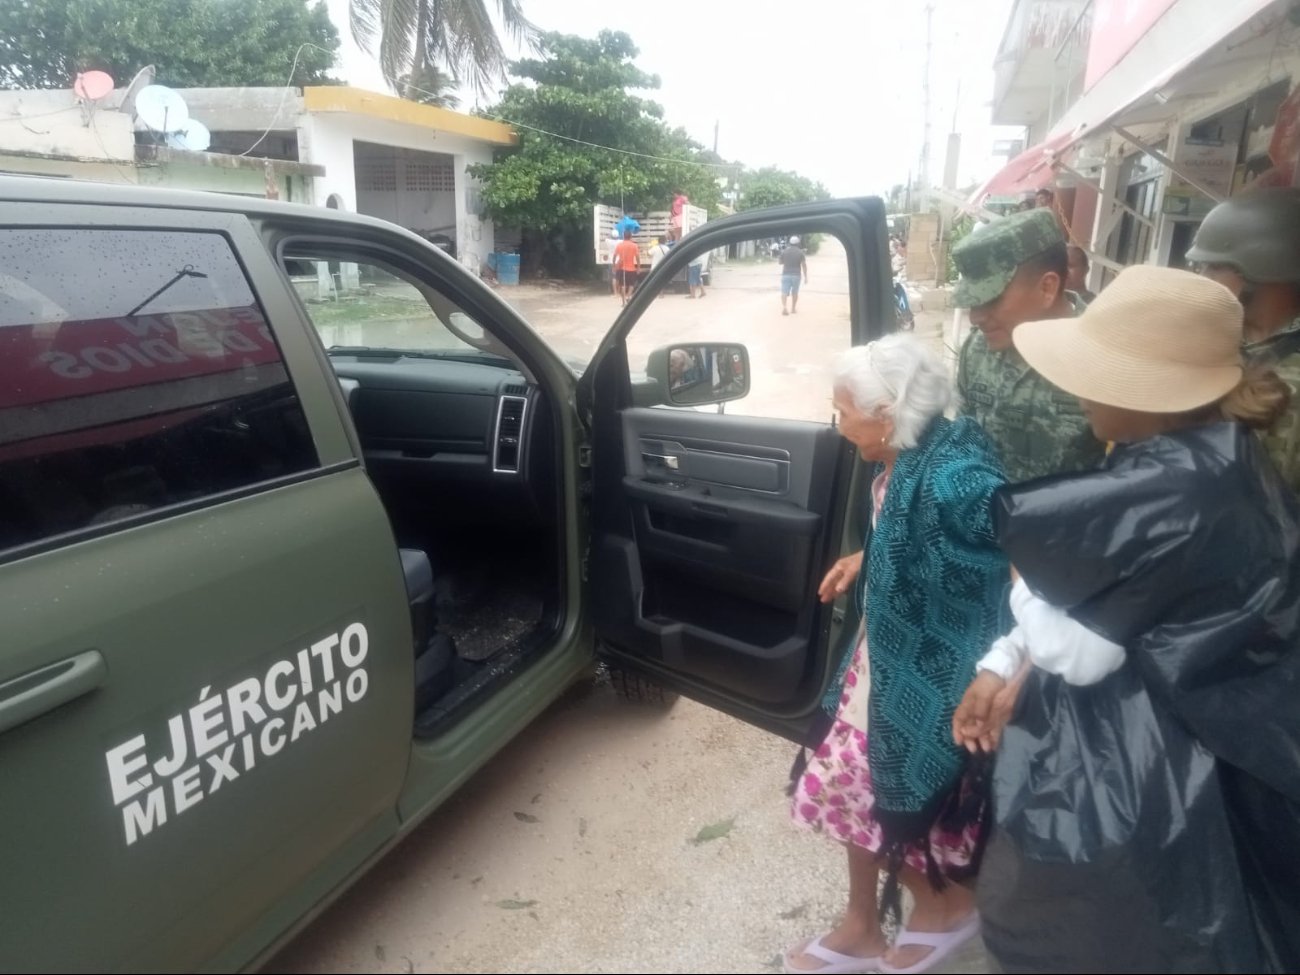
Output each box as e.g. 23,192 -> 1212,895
269,243 -> 986,975
498,236 -> 906,424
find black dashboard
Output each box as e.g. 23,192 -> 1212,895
329,352 -> 555,529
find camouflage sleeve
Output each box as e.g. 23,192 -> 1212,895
955,330 -> 974,416
1257,360 -> 1300,493
1059,420 -> 1108,474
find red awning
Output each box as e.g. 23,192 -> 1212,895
969,130 -> 1079,204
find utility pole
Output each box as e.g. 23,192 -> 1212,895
917,0 -> 936,209
713,120 -> 719,155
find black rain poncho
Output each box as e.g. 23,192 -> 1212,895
977,422 -> 1300,974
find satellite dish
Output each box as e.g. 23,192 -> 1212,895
73,70 -> 115,101
166,119 -> 211,152
119,65 -> 156,115
135,84 -> 189,133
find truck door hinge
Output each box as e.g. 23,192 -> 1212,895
578,445 -> 592,469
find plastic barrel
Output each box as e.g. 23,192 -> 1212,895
497,253 -> 520,285
487,252 -> 499,271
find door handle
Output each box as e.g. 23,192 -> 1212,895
642,451 -> 681,470
690,501 -> 730,520
0,650 -> 106,735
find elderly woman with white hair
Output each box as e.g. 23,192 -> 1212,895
784,333 -> 1010,975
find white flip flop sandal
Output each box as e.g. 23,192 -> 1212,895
877,911 -> 980,975
782,934 -> 886,974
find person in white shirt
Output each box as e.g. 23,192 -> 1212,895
952,265 -> 1300,973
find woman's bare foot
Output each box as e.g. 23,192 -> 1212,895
882,883 -> 977,972
784,916 -> 889,972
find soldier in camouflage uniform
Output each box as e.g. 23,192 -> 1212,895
1187,188 -> 1300,491
951,208 -> 1105,482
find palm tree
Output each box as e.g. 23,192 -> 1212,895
398,64 -> 461,109
350,0 -> 537,99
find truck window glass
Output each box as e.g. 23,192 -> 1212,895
284,258 -> 481,354
0,228 -> 318,554
625,231 -> 853,422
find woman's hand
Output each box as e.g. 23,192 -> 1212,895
953,660 -> 1031,753
818,551 -> 864,603
953,670 -> 1006,753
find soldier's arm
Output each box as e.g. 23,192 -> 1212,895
1256,364 -> 1300,493
1057,405 -> 1107,474
956,330 -> 975,416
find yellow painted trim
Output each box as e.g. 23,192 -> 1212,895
302,86 -> 517,145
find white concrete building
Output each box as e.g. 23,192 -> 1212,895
0,86 -> 323,199
294,86 -> 514,274
0,84 -> 516,275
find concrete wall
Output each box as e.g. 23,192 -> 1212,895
906,212 -> 943,283
171,88 -> 304,134
0,90 -> 134,161
298,112 -> 495,273
0,152 -> 135,182
135,161 -> 305,201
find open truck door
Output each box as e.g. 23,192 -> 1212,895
580,198 -> 895,743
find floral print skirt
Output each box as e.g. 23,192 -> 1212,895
791,638 -> 982,875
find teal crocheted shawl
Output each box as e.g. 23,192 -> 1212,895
839,415 -> 1011,839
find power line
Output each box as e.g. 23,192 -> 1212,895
390,70 -> 738,172
478,110 -> 738,171
210,41 -> 738,175
235,41 -> 315,156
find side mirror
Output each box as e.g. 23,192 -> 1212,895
645,343 -> 751,407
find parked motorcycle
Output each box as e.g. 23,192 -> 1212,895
893,278 -> 915,331
890,239 -> 914,330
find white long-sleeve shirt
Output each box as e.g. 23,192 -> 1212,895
977,578 -> 1126,686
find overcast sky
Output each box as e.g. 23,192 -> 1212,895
324,0 -> 1020,197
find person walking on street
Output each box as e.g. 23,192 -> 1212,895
613,229 -> 640,306
1187,187 -> 1300,490
951,208 -> 1105,483
687,249 -> 708,299
780,236 -> 808,316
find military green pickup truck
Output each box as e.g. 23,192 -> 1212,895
0,176 -> 894,971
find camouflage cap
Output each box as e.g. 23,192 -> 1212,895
952,208 -> 1066,308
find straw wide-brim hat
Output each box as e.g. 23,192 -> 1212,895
1012,264 -> 1244,413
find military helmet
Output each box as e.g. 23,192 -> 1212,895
1185,188 -> 1300,283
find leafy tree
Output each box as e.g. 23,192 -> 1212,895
350,0 -> 537,99
398,64 -> 460,109
737,166 -> 830,211
469,30 -> 722,275
0,0 -> 339,89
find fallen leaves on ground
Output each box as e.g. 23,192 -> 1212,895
688,816 -> 736,845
